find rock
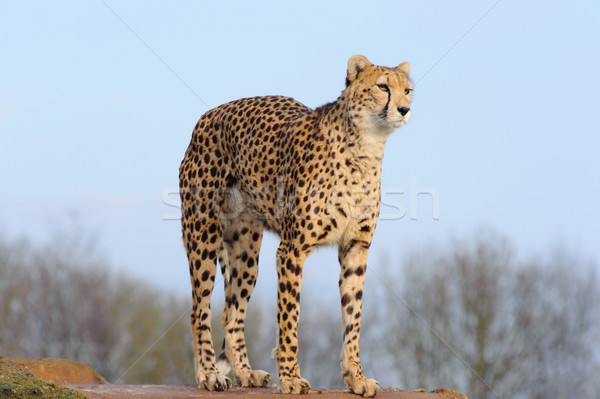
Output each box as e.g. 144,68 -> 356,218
4,357 -> 107,385
1,357 -> 469,399
430,388 -> 468,399
67,385 -> 467,398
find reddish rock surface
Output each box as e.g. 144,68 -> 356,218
1,356 -> 467,398
67,385 -> 467,399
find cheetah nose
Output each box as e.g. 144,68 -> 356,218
398,107 -> 410,116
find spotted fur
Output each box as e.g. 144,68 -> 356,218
179,55 -> 413,397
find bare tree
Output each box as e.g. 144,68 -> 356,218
297,298 -> 344,388
3,228 -> 598,396
366,231 -> 600,398
0,231 -> 195,385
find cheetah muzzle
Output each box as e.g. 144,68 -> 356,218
179,55 -> 413,397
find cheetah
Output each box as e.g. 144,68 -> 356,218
179,55 -> 413,397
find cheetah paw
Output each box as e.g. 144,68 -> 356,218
278,377 -> 311,394
236,369 -> 271,387
200,371 -> 232,391
349,377 -> 380,397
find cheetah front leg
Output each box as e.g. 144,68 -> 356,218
274,241 -> 312,394
338,241 -> 380,397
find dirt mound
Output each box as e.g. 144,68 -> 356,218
6,357 -> 107,385
0,356 -> 86,399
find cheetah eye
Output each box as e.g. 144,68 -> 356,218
377,84 -> 389,92
405,88 -> 413,95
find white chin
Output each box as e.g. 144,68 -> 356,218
390,120 -> 407,129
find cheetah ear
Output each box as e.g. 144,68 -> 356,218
396,62 -> 411,77
346,55 -> 371,87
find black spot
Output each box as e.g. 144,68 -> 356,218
344,324 -> 353,336
201,270 -> 210,281
341,294 -> 350,306
286,258 -> 294,271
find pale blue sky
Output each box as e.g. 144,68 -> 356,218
1,0 -> 599,300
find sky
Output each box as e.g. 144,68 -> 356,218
1,0 -> 599,304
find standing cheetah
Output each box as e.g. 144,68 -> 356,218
179,55 -> 413,397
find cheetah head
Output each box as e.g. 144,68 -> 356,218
345,55 -> 413,137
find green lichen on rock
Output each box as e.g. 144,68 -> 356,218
0,357 -> 86,399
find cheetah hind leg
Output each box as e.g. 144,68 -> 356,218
217,244 -> 233,377
217,343 -> 270,388
217,228 -> 271,388
187,247 -> 232,392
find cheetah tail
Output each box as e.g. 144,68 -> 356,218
217,349 -> 231,376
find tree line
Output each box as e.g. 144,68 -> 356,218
0,229 -> 598,398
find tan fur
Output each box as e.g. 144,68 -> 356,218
179,55 -> 413,397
